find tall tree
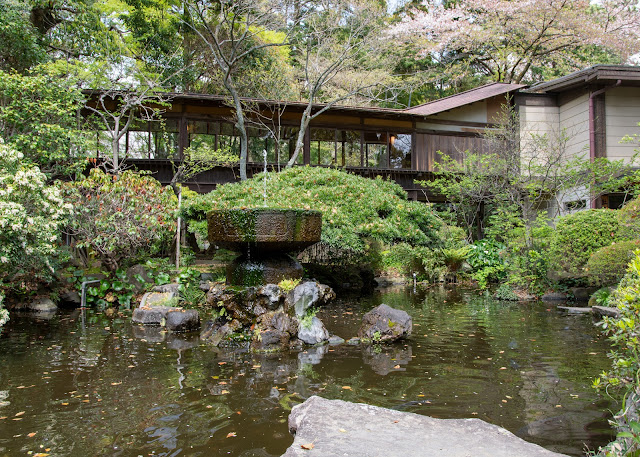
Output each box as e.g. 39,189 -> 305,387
183,0 -> 298,180
389,0 -> 640,84
285,0 -> 391,167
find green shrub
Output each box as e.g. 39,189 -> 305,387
587,240 -> 640,286
549,209 -> 620,277
595,250 -> 640,455
596,250 -> 640,392
466,239 -> 506,288
182,167 -> 445,263
618,196 -> 640,240
61,169 -> 177,272
381,243 -> 447,282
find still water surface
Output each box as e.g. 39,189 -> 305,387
0,286 -> 615,456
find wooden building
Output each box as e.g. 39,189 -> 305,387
86,65 -> 640,206
87,82 -> 524,200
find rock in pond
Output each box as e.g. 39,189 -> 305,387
133,294 -> 200,333
297,316 -> 329,345
541,292 -> 568,302
13,297 -> 58,313
250,311 -> 298,352
358,304 -> 412,343
282,396 -> 569,457
165,309 -> 200,332
289,281 -> 336,317
591,305 -> 621,319
200,319 -> 243,346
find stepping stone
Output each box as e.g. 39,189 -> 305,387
282,396 -> 569,457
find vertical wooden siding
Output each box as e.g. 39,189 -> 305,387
414,133 -> 487,171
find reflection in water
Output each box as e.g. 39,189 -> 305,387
0,286 -> 616,456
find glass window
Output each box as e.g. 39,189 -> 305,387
276,126 -> 301,165
389,133 -> 412,169
151,119 -> 179,159
310,129 -> 336,166
338,130 -> 361,167
218,122 -> 240,158
364,131 -> 388,168
127,130 -> 151,158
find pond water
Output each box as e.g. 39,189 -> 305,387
0,285 -> 615,457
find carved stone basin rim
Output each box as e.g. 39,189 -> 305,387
207,208 -> 322,254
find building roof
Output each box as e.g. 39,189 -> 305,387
404,82 -> 525,116
526,65 -> 640,94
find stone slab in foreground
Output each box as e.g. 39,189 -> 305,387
283,396 -> 568,457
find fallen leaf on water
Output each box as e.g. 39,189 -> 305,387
393,420 -> 399,423
220,390 -> 230,395
27,432 -> 37,438
61,403 -> 69,406
33,454 -> 50,457
0,417 -> 7,420
218,362 -> 227,365
499,367 -> 507,370
339,428 -> 347,433
226,432 -> 236,438
15,411 -> 25,417
342,386 -> 352,390
393,365 -> 401,369
301,442 -> 315,450
206,405 -> 213,409
111,382 -> 122,386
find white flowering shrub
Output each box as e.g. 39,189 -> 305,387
0,141 -> 70,292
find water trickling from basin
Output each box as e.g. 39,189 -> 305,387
263,149 -> 268,208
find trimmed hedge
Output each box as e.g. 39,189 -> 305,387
549,209 -> 620,277
182,167 -> 445,262
586,240 -> 640,286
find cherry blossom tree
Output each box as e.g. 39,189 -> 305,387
389,0 -> 640,84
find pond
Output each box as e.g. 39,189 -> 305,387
0,285 -> 615,457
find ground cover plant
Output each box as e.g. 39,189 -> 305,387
182,166 -> 446,264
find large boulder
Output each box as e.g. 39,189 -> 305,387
358,304 -> 412,343
297,316 -> 329,345
283,396 -> 569,457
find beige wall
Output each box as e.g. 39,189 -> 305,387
606,87 -> 640,163
416,101 -> 488,132
559,93 -> 590,160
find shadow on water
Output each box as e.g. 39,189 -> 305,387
0,285 -> 615,456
